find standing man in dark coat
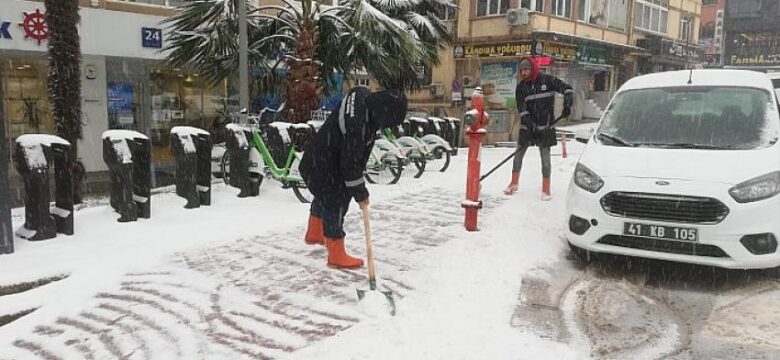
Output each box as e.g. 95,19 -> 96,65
299,87 -> 407,269
504,57 -> 573,200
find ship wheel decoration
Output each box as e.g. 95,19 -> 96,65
19,9 -> 48,45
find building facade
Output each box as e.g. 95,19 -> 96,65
408,0 -> 702,144
699,0 -> 725,66
1,0 -> 247,204
723,0 -> 780,72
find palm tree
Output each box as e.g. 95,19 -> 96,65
44,0 -> 85,202
165,0 -> 455,123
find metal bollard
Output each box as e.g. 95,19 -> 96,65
561,132 -> 568,159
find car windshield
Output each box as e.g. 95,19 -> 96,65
596,86 -> 779,150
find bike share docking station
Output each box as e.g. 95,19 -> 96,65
103,130 -> 152,222
462,88 -> 488,231
13,134 -> 74,241
171,127 -> 213,208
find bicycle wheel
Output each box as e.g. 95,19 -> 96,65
428,146 -> 451,172
220,152 -> 231,185
365,154 -> 403,185
292,183 -> 313,203
221,151 -> 265,188
412,155 -> 426,178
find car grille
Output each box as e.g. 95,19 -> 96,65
600,192 -> 729,224
597,235 -> 729,258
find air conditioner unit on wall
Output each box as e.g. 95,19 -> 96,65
506,8 -> 529,26
462,75 -> 475,87
430,83 -> 445,98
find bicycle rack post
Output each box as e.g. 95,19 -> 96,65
102,130 -> 151,222
462,88 -> 488,232
14,135 -> 73,240
172,127 -> 212,208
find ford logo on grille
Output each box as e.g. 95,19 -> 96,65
655,181 -> 671,186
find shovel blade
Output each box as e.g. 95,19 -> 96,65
356,289 -> 396,316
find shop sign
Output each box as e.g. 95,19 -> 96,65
479,62 -> 518,110
142,27 -> 163,48
534,41 -> 577,61
664,41 -> 698,59
454,41 -> 533,58
730,54 -> 780,66
576,42 -> 607,64
19,9 -> 48,45
0,22 -> 11,39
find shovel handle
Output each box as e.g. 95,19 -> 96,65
361,207 -> 377,290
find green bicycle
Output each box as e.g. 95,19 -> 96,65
220,109 -> 313,203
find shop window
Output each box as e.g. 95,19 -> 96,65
552,0 -> 571,18
578,0 -> 625,30
1,59 -> 53,139
477,0 -> 509,17
521,0 -> 544,12
634,0 -> 668,34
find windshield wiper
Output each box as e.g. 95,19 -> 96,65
634,143 -> 739,150
597,133 -> 634,147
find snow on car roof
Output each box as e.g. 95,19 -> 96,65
618,70 -> 776,94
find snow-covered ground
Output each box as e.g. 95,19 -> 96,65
0,142 -> 581,359
3,140 -> 780,359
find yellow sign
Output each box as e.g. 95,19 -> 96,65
455,41 -> 533,58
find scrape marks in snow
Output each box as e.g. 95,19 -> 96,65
4,187 -> 504,359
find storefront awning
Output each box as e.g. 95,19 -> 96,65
531,30 -> 646,53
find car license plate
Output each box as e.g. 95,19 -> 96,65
623,222 -> 699,242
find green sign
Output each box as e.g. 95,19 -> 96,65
577,42 -> 607,64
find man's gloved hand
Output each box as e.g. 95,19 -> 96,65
561,106 -> 571,118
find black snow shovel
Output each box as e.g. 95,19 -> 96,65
480,115 -> 569,182
356,207 -> 396,315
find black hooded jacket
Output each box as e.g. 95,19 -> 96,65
515,62 -> 573,147
299,87 -> 407,204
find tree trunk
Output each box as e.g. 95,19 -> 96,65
45,0 -> 84,203
284,19 -> 322,124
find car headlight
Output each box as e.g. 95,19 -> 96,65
729,171 -> 780,203
574,163 -> 604,193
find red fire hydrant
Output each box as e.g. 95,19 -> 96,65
463,88 -> 489,231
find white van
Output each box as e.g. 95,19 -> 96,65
566,70 -> 780,269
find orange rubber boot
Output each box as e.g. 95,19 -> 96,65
504,172 -> 520,195
325,238 -> 364,269
542,177 -> 552,201
304,215 -> 325,245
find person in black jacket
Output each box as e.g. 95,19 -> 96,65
300,87 -> 407,269
505,57 -> 573,200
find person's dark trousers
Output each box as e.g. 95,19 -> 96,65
310,195 -> 352,239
